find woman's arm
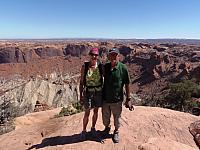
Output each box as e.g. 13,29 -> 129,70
79,65 -> 85,103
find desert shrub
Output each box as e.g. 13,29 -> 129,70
192,85 -> 200,98
141,95 -> 168,108
58,107 -> 76,117
165,80 -> 200,112
142,80 -> 200,114
56,102 -> 84,117
0,121 -> 15,135
192,101 -> 200,116
72,101 -> 84,113
0,97 -> 19,134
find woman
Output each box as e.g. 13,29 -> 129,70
79,47 -> 103,140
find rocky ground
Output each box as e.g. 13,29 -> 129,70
0,106 -> 199,150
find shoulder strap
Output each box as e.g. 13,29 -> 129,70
98,63 -> 103,76
97,62 -> 103,85
83,62 -> 89,86
104,62 -> 111,75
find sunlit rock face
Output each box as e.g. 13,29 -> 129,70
0,72 -> 79,116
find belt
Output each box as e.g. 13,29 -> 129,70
86,85 -> 102,92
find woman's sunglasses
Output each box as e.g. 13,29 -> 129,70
90,53 -> 98,57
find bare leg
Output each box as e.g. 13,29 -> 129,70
83,109 -> 90,131
92,107 -> 99,128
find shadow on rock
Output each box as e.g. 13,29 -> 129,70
27,131 -> 112,149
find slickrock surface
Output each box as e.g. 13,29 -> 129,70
0,106 -> 199,150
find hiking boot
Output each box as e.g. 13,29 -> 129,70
104,126 -> 111,133
113,130 -> 119,143
81,131 -> 87,141
91,127 -> 97,137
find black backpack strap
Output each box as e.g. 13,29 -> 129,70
104,62 -> 111,76
98,63 -> 103,86
83,62 -> 89,86
102,62 -> 111,101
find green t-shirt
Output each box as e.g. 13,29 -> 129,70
103,62 -> 130,103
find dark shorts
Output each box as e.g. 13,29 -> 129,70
83,87 -> 102,109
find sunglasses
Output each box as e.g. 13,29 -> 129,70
90,53 -> 98,57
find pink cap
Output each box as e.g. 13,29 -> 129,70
89,48 -> 99,55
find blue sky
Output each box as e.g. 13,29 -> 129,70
0,0 -> 200,39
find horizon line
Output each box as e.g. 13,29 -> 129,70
1,37 -> 200,40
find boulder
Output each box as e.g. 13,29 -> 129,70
189,121 -> 200,148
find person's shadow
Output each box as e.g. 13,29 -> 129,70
27,131 -> 112,150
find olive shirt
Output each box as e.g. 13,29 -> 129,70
103,62 -> 130,103
83,63 -> 103,109
85,67 -> 102,87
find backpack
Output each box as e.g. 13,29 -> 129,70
104,62 -> 111,76
83,61 -> 103,87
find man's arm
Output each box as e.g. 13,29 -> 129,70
123,64 -> 131,102
123,65 -> 134,110
125,84 -> 131,104
125,84 -> 134,111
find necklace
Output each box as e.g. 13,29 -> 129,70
88,62 -> 97,77
90,62 -> 97,68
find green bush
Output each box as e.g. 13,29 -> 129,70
56,102 -> 84,117
165,80 -> 200,112
192,85 -> 200,98
139,80 -> 200,114
72,102 -> 84,113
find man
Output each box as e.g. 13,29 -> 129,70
102,47 -> 132,143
